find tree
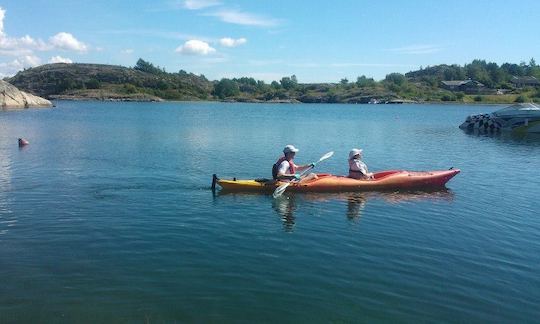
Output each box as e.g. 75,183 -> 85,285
271,81 -> 281,90
134,58 -> 164,75
340,78 -> 349,85
213,78 -> 239,99
280,75 -> 298,90
86,79 -> 101,89
356,75 -> 376,88
384,73 -> 406,86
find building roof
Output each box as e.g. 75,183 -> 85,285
441,80 -> 484,87
510,76 -> 539,84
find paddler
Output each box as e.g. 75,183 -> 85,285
348,148 -> 374,180
273,145 -> 318,183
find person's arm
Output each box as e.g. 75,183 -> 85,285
359,161 -> 374,179
276,161 -> 300,180
294,162 -> 315,173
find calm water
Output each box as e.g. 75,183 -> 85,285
1,102 -> 539,322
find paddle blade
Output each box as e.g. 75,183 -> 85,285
272,182 -> 290,198
318,151 -> 334,163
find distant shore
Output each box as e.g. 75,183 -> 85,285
7,60 -> 540,106
46,97 -> 516,106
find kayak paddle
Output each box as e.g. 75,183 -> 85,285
272,151 -> 334,198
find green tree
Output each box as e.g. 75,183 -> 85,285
384,73 -> 406,86
134,58 -> 164,75
213,78 -> 240,99
85,79 -> 101,89
271,81 -> 281,90
280,75 -> 298,90
356,75 -> 376,88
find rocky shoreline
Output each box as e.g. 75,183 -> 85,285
0,80 -> 52,109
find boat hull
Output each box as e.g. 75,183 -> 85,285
459,103 -> 540,134
216,169 -> 460,193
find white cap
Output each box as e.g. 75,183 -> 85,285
349,148 -> 363,159
283,144 -> 299,154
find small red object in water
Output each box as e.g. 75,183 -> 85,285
18,138 -> 29,147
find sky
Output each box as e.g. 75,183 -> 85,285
1,0 -> 539,82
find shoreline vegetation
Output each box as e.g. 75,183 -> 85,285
7,58 -> 540,105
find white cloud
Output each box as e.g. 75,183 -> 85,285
0,7 -> 5,36
219,37 -> 247,47
175,39 -> 216,55
183,0 -> 221,10
387,44 -> 442,55
0,7 -> 88,77
121,48 -> 134,54
205,9 -> 280,27
0,55 -> 41,77
49,32 -> 88,52
49,55 -> 73,64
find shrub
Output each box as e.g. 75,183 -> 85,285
515,95 -> 528,103
441,94 -> 455,101
474,95 -> 483,102
86,79 -> 101,89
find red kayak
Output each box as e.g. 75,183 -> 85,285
214,169 -> 460,192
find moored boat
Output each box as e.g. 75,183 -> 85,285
213,169 -> 460,193
459,103 -> 540,134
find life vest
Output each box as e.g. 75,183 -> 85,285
272,156 -> 296,179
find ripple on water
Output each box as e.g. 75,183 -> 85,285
1,102 -> 540,322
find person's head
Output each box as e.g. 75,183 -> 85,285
283,144 -> 299,160
349,148 -> 363,160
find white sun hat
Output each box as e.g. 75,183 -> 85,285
283,144 -> 299,154
349,148 -> 363,159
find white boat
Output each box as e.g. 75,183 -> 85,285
459,103 -> 540,134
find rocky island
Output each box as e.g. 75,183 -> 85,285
0,80 -> 52,109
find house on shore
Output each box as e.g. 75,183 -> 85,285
440,80 -> 485,94
510,76 -> 540,88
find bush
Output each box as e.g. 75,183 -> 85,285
124,84 -> 137,94
86,79 -> 101,89
385,73 -> 407,86
474,95 -> 483,102
441,94 -> 455,101
213,78 -> 240,99
515,95 -> 528,103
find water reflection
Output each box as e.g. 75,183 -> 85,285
0,154 -> 14,236
272,196 -> 296,231
462,129 -> 540,145
345,193 -> 367,221
217,189 -> 455,231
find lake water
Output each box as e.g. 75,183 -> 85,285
1,101 -> 539,322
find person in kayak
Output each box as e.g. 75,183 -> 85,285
273,145 -> 318,183
348,148 -> 374,180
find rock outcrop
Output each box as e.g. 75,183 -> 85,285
0,80 -> 52,109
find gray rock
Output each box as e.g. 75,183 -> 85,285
0,80 -> 52,109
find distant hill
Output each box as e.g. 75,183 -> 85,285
7,58 -> 540,104
8,60 -> 214,101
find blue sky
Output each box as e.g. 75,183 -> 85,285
1,0 -> 539,82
